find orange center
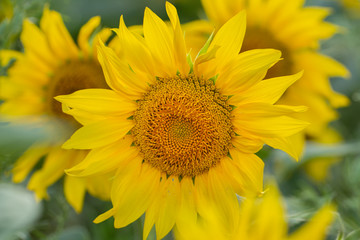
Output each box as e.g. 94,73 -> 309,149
132,75 -> 234,177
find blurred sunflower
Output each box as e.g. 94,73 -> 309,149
175,184 -> 336,240
186,0 -> 350,160
56,2 -> 308,238
0,0 -> 13,21
0,7 -> 115,212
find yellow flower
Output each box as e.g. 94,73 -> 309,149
175,185 -> 336,240
0,7 -> 115,212
187,0 -> 350,159
56,2 -> 308,239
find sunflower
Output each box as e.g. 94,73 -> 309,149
56,2 -> 308,239
0,7 -> 115,212
186,0 -> 350,159
175,184 -> 336,240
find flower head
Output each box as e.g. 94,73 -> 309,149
56,2 -> 308,238
0,7 -> 115,212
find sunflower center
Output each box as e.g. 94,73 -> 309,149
46,60 -> 108,123
132,75 -> 234,177
170,119 -> 192,140
241,27 -> 293,78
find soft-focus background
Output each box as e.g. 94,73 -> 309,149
0,0 -> 359,239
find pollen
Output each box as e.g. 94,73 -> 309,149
46,60 -> 108,122
132,74 -> 235,177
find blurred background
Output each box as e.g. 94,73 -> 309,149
0,0 -> 359,239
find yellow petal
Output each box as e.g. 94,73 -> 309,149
94,208 -> 116,223
225,149 -> 264,196
290,22 -> 337,49
194,44 -> 220,72
20,20 -> 57,70
195,170 -> 240,231
154,176 -> 181,240
233,103 -> 309,139
288,204 -> 336,240
166,2 -> 189,75
264,132 -> 305,161
295,52 -> 350,108
85,173 -> 112,200
182,19 -> 214,60
0,91 -> 44,116
232,135 -> 263,154
297,51 -> 349,77
208,10 -> 246,68
62,118 -> 133,149
77,16 -> 101,58
93,28 -> 113,58
216,49 -> 281,96
112,162 -> 160,229
235,115 -> 308,139
230,71 -> 303,106
55,88 -> 136,117
305,156 -> 340,182
40,7 -> 79,59
143,203 -> 157,240
280,88 -> 337,138
66,137 -> 138,176
93,160 -> 151,225
27,147 -> 74,200
201,0 -> 240,26
235,103 -> 308,117
97,42 -> 148,99
234,198 -> 253,239
248,185 -> 287,240
176,178 -> 197,234
115,16 -> 156,81
64,175 -> 86,213
12,142 -> 50,183
143,7 -> 176,75
0,50 -> 22,66
0,76 -> 18,99
7,58 -> 49,85
276,8 -> 332,42
269,0 -> 305,31
61,105 -> 106,126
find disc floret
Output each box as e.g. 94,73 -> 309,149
133,74 -> 234,177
